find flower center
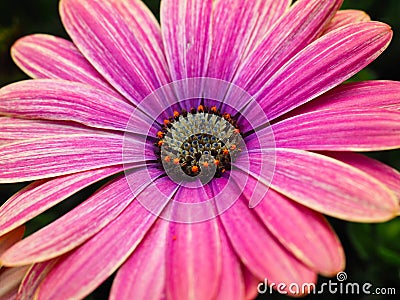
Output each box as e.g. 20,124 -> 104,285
155,105 -> 242,181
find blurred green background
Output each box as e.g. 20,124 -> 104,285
0,0 -> 399,299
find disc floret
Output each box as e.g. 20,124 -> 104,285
155,105 -> 242,181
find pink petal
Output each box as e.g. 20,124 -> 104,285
36,177 -> 177,300
110,220 -> 169,300
1,168 -> 163,266
242,268 -> 261,300
214,178 -> 317,295
155,181 -> 230,224
254,148 -> 398,221
242,22 -> 392,122
112,0 -> 170,82
161,0 -> 212,81
17,259 -> 58,300
0,134 -> 151,183
0,79 -> 133,132
0,117 -> 99,143
207,0 -> 290,80
292,80 -> 400,115
242,0 -> 292,51
0,166 -> 122,237
214,230 -> 245,300
233,171 -> 344,275
60,0 -> 169,105
272,108 -> 400,151
323,10 -> 371,34
11,34 -> 122,99
0,226 -> 24,259
326,152 -> 400,201
235,0 -> 343,93
166,186 -> 222,299
0,266 -> 29,300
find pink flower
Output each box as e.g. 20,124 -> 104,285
0,226 -> 29,299
0,0 -> 400,299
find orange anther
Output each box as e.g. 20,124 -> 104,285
173,158 -> 180,165
223,149 -> 229,155
157,131 -> 164,138
211,106 -> 217,113
164,119 -> 170,126
197,105 -> 204,112
223,113 -> 231,120
234,128 -> 240,134
164,156 -> 171,163
191,166 -> 199,173
230,144 -> 237,150
202,162 -> 209,168
157,140 -> 164,146
214,159 -> 220,165
173,111 -> 180,118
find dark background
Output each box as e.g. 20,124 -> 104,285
0,0 -> 399,299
